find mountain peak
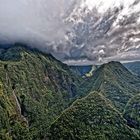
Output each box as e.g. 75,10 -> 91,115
86,61 -> 140,112
102,61 -> 124,69
96,61 -> 131,77
105,61 -> 121,65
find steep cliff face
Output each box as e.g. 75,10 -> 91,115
0,45 -> 83,139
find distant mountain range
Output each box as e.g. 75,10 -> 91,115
70,61 -> 140,77
0,45 -> 140,140
124,61 -> 140,76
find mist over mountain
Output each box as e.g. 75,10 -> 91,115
0,0 -> 140,64
0,0 -> 80,47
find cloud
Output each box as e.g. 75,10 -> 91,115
0,0 -> 80,44
0,0 -> 140,65
63,0 -> 140,65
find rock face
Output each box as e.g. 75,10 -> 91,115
48,92 -> 139,140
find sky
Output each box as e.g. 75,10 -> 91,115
0,0 -> 140,65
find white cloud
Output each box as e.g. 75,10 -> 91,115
0,0 -> 140,65
0,0 -> 80,44
84,0 -> 135,13
99,49 -> 105,55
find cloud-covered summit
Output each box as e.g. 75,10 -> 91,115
0,0 -> 140,65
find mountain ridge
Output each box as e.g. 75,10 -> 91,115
82,61 -> 140,111
0,45 -> 84,139
0,45 -> 140,139
48,91 -> 140,140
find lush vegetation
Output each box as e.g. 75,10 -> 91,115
81,61 -> 140,112
48,92 -> 139,140
0,45 -> 83,139
124,94 -> 140,129
0,45 -> 140,140
124,61 -> 140,76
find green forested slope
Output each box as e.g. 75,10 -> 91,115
0,45 -> 83,139
124,94 -> 140,129
48,92 -> 139,140
124,61 -> 140,76
0,45 -> 140,140
82,61 -> 140,112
